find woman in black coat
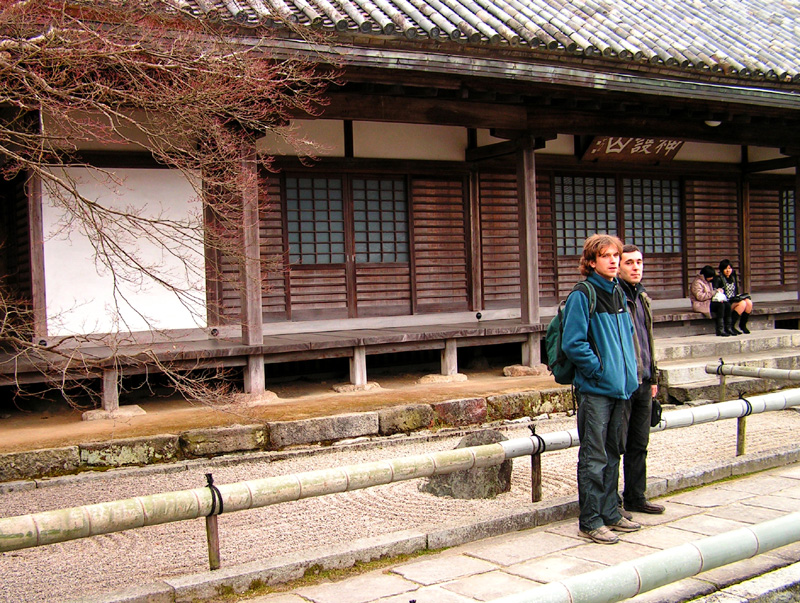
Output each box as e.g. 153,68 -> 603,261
715,259 -> 753,334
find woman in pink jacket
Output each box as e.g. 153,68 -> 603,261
690,266 -> 733,336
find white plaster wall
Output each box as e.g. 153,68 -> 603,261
675,142 -> 741,163
354,122 -> 466,160
258,120 -> 345,157
42,168 -> 205,336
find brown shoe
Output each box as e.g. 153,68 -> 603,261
579,525 -> 619,544
625,500 -> 666,515
619,505 -> 633,520
607,517 -> 642,532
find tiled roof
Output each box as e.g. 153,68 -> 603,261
172,0 -> 800,85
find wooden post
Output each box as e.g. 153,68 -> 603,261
522,332 -> 542,367
350,345 -> 367,386
239,141 -> 264,394
205,515 -> 221,570
27,173 -> 48,340
441,338 -> 458,376
516,139 -> 541,325
736,416 -> 747,456
244,355 -> 265,394
795,158 -> 800,300
101,368 -> 120,413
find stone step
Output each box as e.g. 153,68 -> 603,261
658,348 -> 800,386
655,329 -> 800,363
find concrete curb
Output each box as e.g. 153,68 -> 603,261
0,388 -> 576,483
62,443 -> 800,603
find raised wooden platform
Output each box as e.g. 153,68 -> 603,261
3,295 -> 799,415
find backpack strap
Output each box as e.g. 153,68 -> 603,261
572,281 -> 597,316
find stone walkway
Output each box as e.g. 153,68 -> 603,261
246,463 -> 800,603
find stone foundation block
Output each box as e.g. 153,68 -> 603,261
79,435 -> 180,467
378,404 -> 435,435
486,391 -> 539,421
431,397 -> 487,426
534,388 -> 574,415
268,412 -> 379,449
0,446 -> 81,482
180,424 -> 267,457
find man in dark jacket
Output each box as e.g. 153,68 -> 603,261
618,245 -> 665,515
562,234 -> 640,544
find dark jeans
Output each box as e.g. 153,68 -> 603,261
622,381 -> 652,507
576,390 -> 625,531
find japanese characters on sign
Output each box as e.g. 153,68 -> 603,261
582,136 -> 684,163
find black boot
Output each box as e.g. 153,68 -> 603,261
730,311 -> 742,335
739,312 -> 750,334
715,314 -> 729,336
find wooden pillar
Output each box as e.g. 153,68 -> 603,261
441,338 -> 458,376
796,159 -> 800,300
522,333 -> 542,367
27,173 -> 47,340
516,141 -> 541,325
740,148 -> 751,292
239,141 -> 264,394
350,345 -> 367,386
101,367 -> 120,413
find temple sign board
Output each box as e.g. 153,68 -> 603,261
583,136 -> 684,163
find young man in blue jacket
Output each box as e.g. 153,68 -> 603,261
561,234 -> 640,544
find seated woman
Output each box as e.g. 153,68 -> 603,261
715,259 -> 753,334
690,265 -> 733,336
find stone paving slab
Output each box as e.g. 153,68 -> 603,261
665,486 -> 756,508
440,569 -> 539,602
454,529 -> 580,566
743,494 -> 800,513
293,571 -> 416,603
375,585 -> 476,602
667,513 -> 750,536
715,475 -> 799,496
706,502 -> 787,524
618,524 -> 703,549
504,552 -> 605,582
561,540 -> 661,565
390,554 -> 497,585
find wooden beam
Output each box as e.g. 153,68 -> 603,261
314,94 -> 527,130
745,157 -> 798,173
526,108 -> 800,148
466,135 -> 551,162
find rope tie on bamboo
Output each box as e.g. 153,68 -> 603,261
528,425 -> 546,455
740,397 -> 754,417
715,358 -> 725,375
205,473 -> 224,516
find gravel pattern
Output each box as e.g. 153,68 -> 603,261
2,410 -> 800,602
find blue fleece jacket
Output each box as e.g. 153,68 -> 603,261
561,271 -> 638,399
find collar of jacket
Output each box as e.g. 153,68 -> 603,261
620,279 -> 646,300
587,271 -> 619,293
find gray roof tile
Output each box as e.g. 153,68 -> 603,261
172,0 -> 800,84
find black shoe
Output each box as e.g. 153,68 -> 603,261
730,326 -> 741,335
625,500 -> 666,514
740,313 -> 750,334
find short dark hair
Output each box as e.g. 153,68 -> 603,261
622,244 -> 640,254
700,265 -> 716,279
719,259 -> 732,272
579,234 -> 623,277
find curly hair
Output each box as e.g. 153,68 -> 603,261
579,234 -> 624,277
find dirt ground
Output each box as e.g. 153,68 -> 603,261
0,368 -> 558,454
